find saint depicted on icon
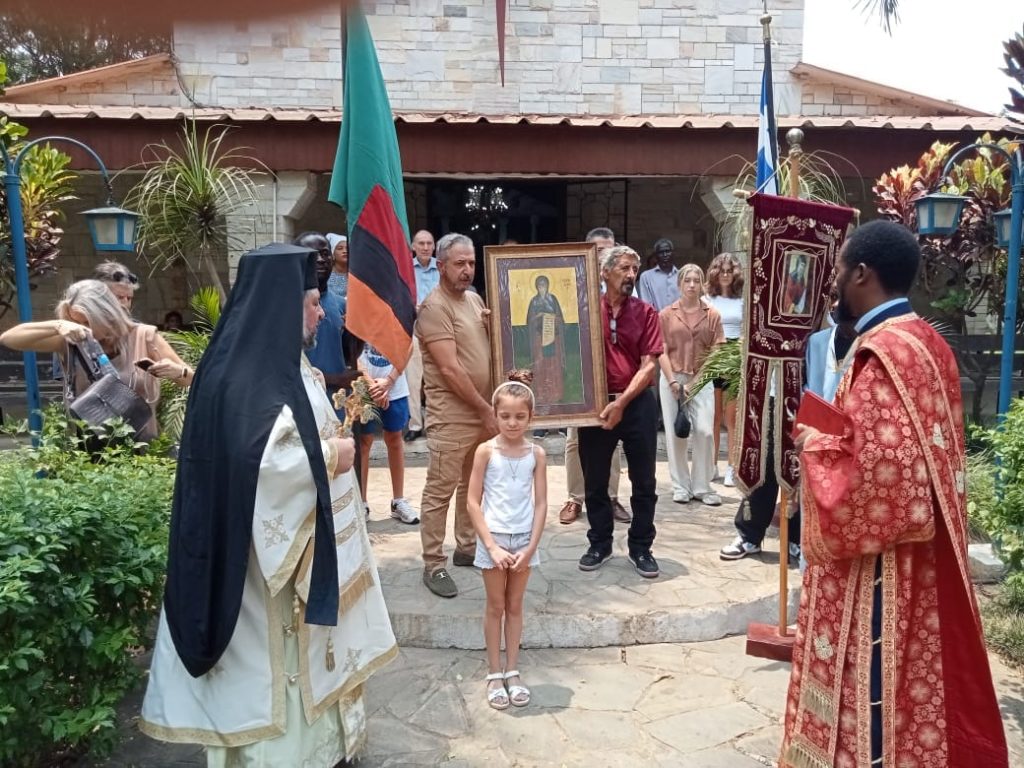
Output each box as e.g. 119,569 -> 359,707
783,251 -> 812,315
526,274 -> 566,404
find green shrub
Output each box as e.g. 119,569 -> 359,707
0,411 -> 175,765
983,572 -> 1024,668
967,400 -> 1024,571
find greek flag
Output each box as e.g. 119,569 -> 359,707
756,38 -> 779,195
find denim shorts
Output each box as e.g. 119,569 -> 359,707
474,531 -> 541,570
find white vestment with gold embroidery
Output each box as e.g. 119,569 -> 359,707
140,358 -> 397,765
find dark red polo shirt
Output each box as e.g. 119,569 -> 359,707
601,295 -> 664,393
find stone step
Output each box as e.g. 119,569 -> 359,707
364,463 -> 798,650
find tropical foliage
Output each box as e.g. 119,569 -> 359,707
0,407 -> 175,765
872,135 -> 1016,331
688,341 -> 742,404
157,286 -> 221,441
0,61 -> 77,320
1004,24 -> 1024,125
714,147 -> 859,256
125,121 -> 266,303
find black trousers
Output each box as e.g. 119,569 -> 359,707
579,389 -> 658,555
734,405 -> 801,547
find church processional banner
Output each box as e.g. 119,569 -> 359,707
735,193 -> 856,495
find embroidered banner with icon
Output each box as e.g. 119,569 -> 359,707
734,193 -> 856,495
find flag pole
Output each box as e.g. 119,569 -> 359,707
745,4 -> 796,663
760,6 -> 779,182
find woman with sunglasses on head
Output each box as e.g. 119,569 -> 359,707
93,260 -> 140,313
0,279 -> 192,440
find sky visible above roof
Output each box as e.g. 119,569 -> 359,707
803,0 -> 1021,114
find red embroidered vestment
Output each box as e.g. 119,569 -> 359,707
780,314 -> 1008,768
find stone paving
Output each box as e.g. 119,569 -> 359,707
90,638 -> 1024,767
364,435 -> 796,650
83,437 -> 1024,766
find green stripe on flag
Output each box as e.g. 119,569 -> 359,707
328,7 -> 410,243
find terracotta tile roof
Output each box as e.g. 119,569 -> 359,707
0,102 -> 1018,133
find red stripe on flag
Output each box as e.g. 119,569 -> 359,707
346,277 -> 413,371
355,185 -> 415,301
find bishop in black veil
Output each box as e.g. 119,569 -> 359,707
140,243 -> 396,766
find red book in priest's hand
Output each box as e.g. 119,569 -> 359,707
793,390 -> 846,438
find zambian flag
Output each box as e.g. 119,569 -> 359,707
328,7 -> 415,370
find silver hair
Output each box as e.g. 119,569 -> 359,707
601,245 -> 640,273
436,233 -> 474,261
56,279 -> 135,345
92,260 -> 139,289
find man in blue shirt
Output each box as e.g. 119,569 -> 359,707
637,238 -> 680,311
296,232 -> 348,412
405,229 -> 438,441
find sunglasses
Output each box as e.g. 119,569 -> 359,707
111,270 -> 139,285
610,316 -> 617,345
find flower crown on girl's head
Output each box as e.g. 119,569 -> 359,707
492,378 -> 535,410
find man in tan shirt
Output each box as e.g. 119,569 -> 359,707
416,233 -> 497,598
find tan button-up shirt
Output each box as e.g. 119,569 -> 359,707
658,300 -> 724,375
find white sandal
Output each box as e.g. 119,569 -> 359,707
485,672 -> 509,710
504,670 -> 530,707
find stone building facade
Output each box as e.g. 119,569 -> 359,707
0,0 -> 1000,331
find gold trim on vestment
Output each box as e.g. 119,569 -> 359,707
266,508 -> 316,597
138,573 -> 289,747
800,680 -> 836,724
298,641 -> 400,726
332,488 -> 355,514
881,551 -> 898,767
784,737 -> 832,768
854,558 -> 876,766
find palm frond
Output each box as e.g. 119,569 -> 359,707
688,342 -> 742,403
189,286 -> 222,331
710,149 -> 859,255
856,0 -> 899,33
121,120 -> 268,300
156,379 -> 189,443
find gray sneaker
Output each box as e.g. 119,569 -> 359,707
424,568 -> 458,598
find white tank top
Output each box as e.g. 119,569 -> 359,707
481,441 -> 537,534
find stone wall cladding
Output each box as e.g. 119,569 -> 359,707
800,82 -> 935,117
172,0 -> 805,114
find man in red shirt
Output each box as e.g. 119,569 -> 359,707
578,246 -> 665,578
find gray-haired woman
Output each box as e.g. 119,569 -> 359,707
0,279 -> 192,438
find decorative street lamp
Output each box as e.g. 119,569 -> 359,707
1,136 -> 139,435
914,142 -> 1024,421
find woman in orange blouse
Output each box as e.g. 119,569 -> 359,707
657,264 -> 725,506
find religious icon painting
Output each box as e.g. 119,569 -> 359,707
484,242 -> 608,427
779,249 -> 815,317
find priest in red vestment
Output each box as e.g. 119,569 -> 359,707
785,220 -> 1008,768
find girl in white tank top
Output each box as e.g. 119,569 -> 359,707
467,381 -> 548,712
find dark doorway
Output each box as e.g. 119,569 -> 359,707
426,179 -> 567,294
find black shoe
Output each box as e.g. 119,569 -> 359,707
578,547 -> 612,571
452,551 -> 476,567
629,551 -> 660,579
404,429 -> 423,442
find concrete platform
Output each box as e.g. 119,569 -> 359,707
362,439 -> 799,651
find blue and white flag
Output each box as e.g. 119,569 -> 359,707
756,34 -> 779,196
